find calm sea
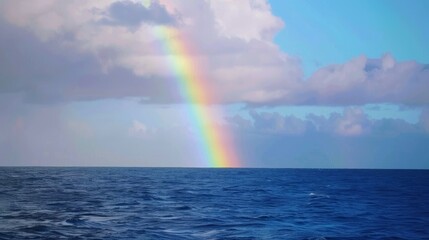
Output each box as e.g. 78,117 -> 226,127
0,167 -> 428,239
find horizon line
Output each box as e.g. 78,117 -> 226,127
0,165 -> 428,170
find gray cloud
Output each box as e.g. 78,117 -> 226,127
0,0 -> 428,107
103,1 -> 175,27
0,18 -> 184,104
1,0 -> 428,169
248,111 -> 310,135
0,0 -> 298,104
229,108 -> 429,168
229,107 -> 423,136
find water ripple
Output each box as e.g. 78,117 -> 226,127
0,167 -> 428,239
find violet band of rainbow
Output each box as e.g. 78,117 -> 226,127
154,26 -> 240,168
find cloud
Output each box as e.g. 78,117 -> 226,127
230,107 -> 423,137
0,0 -> 428,107
0,0 -> 302,104
334,108 -> 370,136
248,111 -> 308,135
129,120 -> 150,137
0,17 -> 182,103
103,1 -> 175,27
296,54 -> 429,106
208,0 -> 283,41
248,54 -> 429,106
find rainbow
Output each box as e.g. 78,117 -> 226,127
153,26 -> 240,168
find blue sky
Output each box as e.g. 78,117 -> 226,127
271,0 -> 429,76
0,0 -> 428,168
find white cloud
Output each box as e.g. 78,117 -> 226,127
294,54 -> 429,106
334,108 -> 369,136
129,120 -> 150,137
208,0 -> 283,41
0,0 -> 302,104
0,1 -> 428,107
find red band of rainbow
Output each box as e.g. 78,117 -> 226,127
154,26 -> 240,167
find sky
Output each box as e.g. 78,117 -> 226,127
0,0 -> 428,168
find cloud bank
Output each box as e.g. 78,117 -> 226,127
1,0 -> 427,106
229,107 -> 427,136
228,107 -> 429,168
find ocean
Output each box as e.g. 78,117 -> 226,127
0,167 -> 428,239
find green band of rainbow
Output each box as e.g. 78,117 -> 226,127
154,26 -> 240,167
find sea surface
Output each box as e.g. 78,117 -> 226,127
0,168 -> 428,239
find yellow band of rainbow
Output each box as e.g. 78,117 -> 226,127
154,26 -> 240,167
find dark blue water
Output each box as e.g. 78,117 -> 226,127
0,168 -> 428,239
